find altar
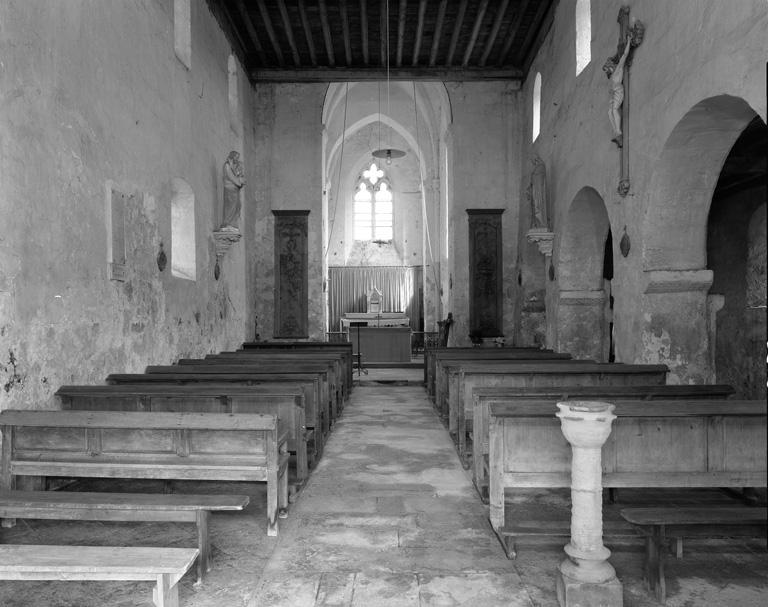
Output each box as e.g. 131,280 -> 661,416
340,312 -> 410,331
349,326 -> 411,363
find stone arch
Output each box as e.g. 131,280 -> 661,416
555,187 -> 611,360
637,95 -> 763,383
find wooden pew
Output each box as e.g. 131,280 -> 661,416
145,363 -> 340,429
426,346 -> 569,401
0,410 -> 290,536
432,350 -> 574,415
0,544 -> 198,607
55,383 -> 312,483
0,490 -> 248,584
241,341 -> 354,396
187,352 -> 348,411
471,384 -> 736,499
620,506 -> 768,603
106,373 -> 328,456
213,350 -> 349,403
448,361 -> 669,464
487,399 -> 767,558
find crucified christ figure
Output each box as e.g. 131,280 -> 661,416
603,37 -> 632,148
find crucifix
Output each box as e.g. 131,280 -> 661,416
603,6 -> 644,197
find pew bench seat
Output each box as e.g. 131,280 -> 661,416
0,490 -> 248,584
0,544 -> 198,607
620,506 -> 768,604
0,410 -> 289,537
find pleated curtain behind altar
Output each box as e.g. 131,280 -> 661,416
328,266 -> 423,332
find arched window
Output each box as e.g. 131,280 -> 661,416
354,162 -> 393,241
532,72 -> 541,142
575,0 -> 591,75
171,178 -> 196,280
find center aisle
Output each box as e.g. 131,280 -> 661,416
250,377 -> 539,606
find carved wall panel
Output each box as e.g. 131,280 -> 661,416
467,209 -> 504,337
272,210 -> 310,338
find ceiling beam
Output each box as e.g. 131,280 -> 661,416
276,0 -> 300,66
429,0 -> 448,67
234,0 -> 266,66
516,0 -> 551,67
521,0 -> 559,76
255,0 -> 285,67
318,0 -> 336,67
445,0 -> 469,66
297,0 -> 317,67
479,0 -> 510,67
380,0 -> 387,67
340,0 -> 352,66
462,0 -> 490,67
396,0 -> 407,68
360,0 -> 369,65
411,0 -> 428,67
497,0 -> 530,66
250,66 -> 523,83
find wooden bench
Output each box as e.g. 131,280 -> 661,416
190,353 -> 347,414
428,347 -> 570,404
106,372 -> 328,456
145,364 -> 338,432
471,384 -> 736,499
56,383 -> 312,484
0,410 -> 289,536
208,350 -> 350,404
620,506 -> 768,603
449,361 -> 669,465
0,490 -> 247,584
488,399 -> 767,558
0,544 -> 198,607
241,341 -> 354,396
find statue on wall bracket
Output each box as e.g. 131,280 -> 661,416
213,150 -> 245,278
525,154 -> 554,257
603,6 -> 644,197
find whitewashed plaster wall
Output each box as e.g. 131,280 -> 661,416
0,0 -> 257,408
445,82 -> 522,346
519,0 -> 767,383
252,82 -> 326,340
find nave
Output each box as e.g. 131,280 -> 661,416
1,369 -> 765,607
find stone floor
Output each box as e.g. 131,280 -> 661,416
0,370 -> 766,606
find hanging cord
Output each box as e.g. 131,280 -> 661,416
412,81 -> 439,289
324,82 -> 350,259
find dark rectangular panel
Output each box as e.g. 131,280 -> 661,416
273,210 -> 310,338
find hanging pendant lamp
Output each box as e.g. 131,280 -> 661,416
372,0 -> 405,165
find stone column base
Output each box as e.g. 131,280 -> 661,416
556,569 -> 623,607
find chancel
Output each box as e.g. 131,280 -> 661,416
0,1 -> 765,606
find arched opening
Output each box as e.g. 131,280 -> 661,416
706,116 -> 767,398
556,187 -> 611,360
171,178 -> 196,281
322,82 -> 450,341
639,95 -> 763,383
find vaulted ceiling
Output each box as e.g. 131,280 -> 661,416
207,0 -> 558,82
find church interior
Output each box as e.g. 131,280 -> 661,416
0,1 -> 766,606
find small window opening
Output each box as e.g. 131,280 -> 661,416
174,0 -> 192,69
532,72 -> 542,142
576,0 -> 591,75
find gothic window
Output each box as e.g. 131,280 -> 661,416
576,0 -> 591,75
532,72 -> 542,142
354,162 -> 393,241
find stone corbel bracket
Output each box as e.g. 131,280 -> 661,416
212,229 -> 242,279
526,228 -> 555,257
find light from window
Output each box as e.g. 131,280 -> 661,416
532,72 -> 541,142
354,163 -> 393,241
174,0 -> 191,69
171,178 -> 196,280
576,0 -> 591,75
228,54 -> 240,134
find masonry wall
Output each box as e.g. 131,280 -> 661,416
519,0 -> 767,384
0,0 -> 257,408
